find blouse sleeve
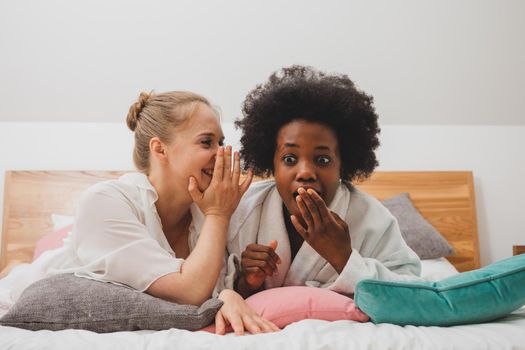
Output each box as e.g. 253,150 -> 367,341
72,184 -> 183,291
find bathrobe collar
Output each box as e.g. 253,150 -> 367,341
257,182 -> 351,288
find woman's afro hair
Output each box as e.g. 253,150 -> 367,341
235,65 -> 381,182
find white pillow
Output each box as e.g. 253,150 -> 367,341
420,258 -> 459,281
51,214 -> 75,231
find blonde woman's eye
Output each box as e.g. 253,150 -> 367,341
218,140 -> 224,147
201,139 -> 212,147
317,156 -> 331,165
282,155 -> 297,165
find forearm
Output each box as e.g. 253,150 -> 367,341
327,248 -> 422,294
181,215 -> 229,292
146,215 -> 229,305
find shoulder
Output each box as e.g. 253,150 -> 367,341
242,179 -> 276,205
234,179 -> 276,217
79,173 -> 146,209
243,179 -> 275,202
347,185 -> 394,221
229,179 -> 276,234
349,185 -> 381,206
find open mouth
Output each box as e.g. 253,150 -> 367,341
202,169 -> 213,178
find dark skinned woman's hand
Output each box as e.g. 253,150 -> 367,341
290,187 -> 352,273
238,240 -> 281,295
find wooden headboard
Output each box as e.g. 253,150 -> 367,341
0,171 -> 126,274
355,172 -> 480,272
1,170 -> 480,275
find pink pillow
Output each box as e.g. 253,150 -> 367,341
201,286 -> 369,332
32,224 -> 73,261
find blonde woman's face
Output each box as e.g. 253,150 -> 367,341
166,103 -> 224,192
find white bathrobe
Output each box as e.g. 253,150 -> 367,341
223,180 -> 422,295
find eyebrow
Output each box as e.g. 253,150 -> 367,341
283,142 -> 331,150
197,132 -> 225,141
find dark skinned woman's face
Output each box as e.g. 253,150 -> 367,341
273,120 -> 342,220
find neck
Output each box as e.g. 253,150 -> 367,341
148,170 -> 192,234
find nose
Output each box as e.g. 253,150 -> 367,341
211,143 -> 221,157
295,159 -> 317,183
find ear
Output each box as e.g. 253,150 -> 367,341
149,137 -> 168,164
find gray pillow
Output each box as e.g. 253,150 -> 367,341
0,274 -> 222,332
382,193 -> 454,259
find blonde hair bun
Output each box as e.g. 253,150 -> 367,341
126,92 -> 151,131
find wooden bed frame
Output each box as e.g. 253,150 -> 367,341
0,171 -> 480,276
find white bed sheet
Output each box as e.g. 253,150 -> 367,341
1,307 -> 525,350
1,258 -> 525,350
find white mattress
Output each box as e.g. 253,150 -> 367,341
2,307 -> 525,350
1,258 -> 525,350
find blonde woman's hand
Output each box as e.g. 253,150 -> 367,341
188,146 -> 253,219
215,289 -> 280,336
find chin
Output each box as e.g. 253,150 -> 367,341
284,200 -> 299,217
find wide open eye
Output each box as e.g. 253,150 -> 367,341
282,154 -> 297,165
316,156 -> 332,165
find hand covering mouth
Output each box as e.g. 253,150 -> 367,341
293,187 -> 322,199
202,169 -> 214,177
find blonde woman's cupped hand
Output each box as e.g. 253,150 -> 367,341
188,145 -> 253,219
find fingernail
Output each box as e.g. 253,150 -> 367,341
298,187 -> 305,194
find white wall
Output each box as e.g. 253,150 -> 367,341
377,125 -> 525,266
0,122 -> 523,267
1,0 -> 524,124
0,1 -> 524,267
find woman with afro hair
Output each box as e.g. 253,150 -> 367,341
223,66 -> 421,298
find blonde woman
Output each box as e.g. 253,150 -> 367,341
2,91 -> 278,335
78,91 -> 279,334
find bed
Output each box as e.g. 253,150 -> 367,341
1,170 -> 524,349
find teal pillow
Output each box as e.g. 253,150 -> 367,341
354,254 -> 525,326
